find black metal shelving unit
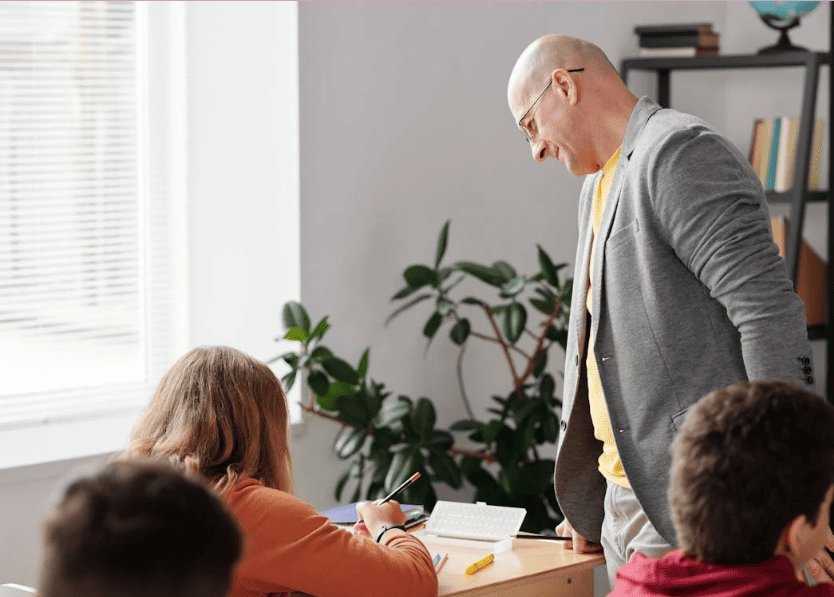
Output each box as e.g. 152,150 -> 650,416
620,18 -> 833,396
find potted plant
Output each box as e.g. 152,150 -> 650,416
273,221 -> 572,533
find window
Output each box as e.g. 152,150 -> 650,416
0,2 -> 187,435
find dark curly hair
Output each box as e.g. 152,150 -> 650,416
38,459 -> 242,597
670,380 -> 834,564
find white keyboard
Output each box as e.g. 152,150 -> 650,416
425,501 -> 527,542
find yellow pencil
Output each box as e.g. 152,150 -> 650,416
464,553 -> 494,575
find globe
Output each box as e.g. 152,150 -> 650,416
749,1 -> 821,53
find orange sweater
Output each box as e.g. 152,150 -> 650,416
225,477 -> 438,597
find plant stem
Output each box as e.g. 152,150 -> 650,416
449,446 -> 497,464
481,304 -> 521,391
456,342 -> 477,421
516,305 -> 562,388
468,330 -> 531,358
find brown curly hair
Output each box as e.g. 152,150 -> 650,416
670,380 -> 834,564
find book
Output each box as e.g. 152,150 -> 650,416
808,117 -> 825,190
770,216 -> 827,326
767,117 -> 781,191
634,23 -> 714,37
320,502 -> 423,524
639,32 -> 719,48
758,118 -> 774,190
749,118 -> 765,181
774,116 -> 794,192
638,47 -> 719,58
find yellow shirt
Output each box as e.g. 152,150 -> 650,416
585,147 -> 630,489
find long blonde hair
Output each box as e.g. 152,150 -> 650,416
125,346 -> 294,495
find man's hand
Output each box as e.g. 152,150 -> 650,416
556,518 -> 604,554
805,527 -> 834,584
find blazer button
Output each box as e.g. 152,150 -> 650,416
803,366 -> 812,375
802,357 -> 811,366
560,420 -> 567,431
807,376 -> 815,385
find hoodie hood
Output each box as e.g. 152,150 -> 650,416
611,551 -> 831,597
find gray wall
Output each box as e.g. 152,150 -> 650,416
1,1 -> 830,592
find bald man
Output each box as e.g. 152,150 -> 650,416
507,34 -> 822,587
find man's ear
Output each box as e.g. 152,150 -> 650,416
783,513 -> 809,557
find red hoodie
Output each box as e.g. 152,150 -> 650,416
610,551 -> 834,597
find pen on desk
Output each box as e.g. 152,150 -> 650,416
513,534 -> 571,541
379,472 -> 421,504
464,553 -> 494,575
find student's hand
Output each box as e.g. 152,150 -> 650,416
355,500 -> 407,540
556,518 -> 604,554
805,528 -> 834,584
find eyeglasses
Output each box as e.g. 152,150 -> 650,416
517,68 -> 584,143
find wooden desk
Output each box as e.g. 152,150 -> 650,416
417,535 -> 605,597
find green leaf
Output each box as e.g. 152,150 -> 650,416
306,317 -> 330,345
357,348 -> 370,379
335,394 -> 371,427
500,275 -> 526,298
411,397 -> 436,439
385,293 -> 433,326
460,297 -> 485,306
284,327 -> 307,342
546,326 -> 568,350
435,220 -> 450,268
426,430 -> 454,450
449,318 -> 470,345
428,449 -> 462,489
281,370 -> 297,393
441,275 -> 465,294
532,350 -> 548,378
385,446 -> 420,492
436,298 -> 454,316
530,297 -> 556,316
318,381 -> 356,411
307,370 -> 329,396
451,261 -> 504,287
377,399 -> 411,426
423,312 -> 443,339
392,286 -> 416,300
537,245 -> 560,287
334,426 -> 367,459
540,373 -> 555,401
502,302 -> 527,344
321,357 -> 359,384
561,278 -> 573,308
335,468 -> 351,502
309,345 -> 334,361
492,261 -> 516,282
482,420 -> 504,444
403,265 -> 438,289
283,302 -> 311,335
542,412 -> 559,443
279,353 -> 300,368
450,419 -> 482,431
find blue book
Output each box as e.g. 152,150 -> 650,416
767,117 -> 781,191
320,502 -> 423,524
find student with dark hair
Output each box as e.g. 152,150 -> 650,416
123,345 -> 437,597
38,459 -> 242,597
610,380 -> 834,596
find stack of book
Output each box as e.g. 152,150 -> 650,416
635,23 -> 719,57
749,117 -> 825,192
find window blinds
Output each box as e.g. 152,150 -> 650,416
0,1 -> 183,430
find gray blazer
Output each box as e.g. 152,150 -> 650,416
555,96 -> 814,545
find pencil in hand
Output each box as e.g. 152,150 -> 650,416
379,472 -> 421,504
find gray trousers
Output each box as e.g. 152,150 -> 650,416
601,479 -> 674,591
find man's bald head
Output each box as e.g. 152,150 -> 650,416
508,34 -> 619,115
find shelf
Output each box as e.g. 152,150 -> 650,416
622,52 -> 830,72
767,190 -> 829,204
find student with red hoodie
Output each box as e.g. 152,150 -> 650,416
610,380 -> 834,596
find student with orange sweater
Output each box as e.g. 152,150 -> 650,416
123,345 -> 438,597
